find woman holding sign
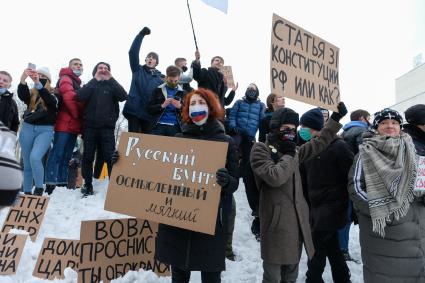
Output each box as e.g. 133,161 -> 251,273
348,108 -> 425,283
155,88 -> 239,283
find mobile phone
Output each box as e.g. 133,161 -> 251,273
27,63 -> 36,70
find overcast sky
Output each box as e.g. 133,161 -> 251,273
1,0 -> 424,116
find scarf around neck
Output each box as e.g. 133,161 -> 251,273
360,132 -> 418,237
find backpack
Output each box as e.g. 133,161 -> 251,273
54,75 -> 81,109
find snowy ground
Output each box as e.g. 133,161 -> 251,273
0,180 -> 363,283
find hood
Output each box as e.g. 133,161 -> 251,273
342,121 -> 368,131
59,68 -> 82,85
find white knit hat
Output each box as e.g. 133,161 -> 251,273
36,66 -> 52,82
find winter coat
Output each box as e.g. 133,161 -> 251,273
0,121 -> 22,206
155,119 -> 239,272
76,78 -> 127,129
301,137 -> 354,232
258,108 -> 273,143
54,68 -> 84,134
123,33 -> 164,121
18,83 -> 58,125
0,90 -> 19,132
191,61 -> 229,107
228,98 -> 265,138
250,118 -> 342,265
404,124 -> 425,156
341,121 -> 369,154
147,83 -> 186,129
348,153 -> 425,283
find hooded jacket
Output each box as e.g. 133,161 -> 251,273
341,121 -> 369,154
0,90 -> 19,132
228,97 -> 265,138
54,68 -> 84,134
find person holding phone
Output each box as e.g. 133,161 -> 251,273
147,65 -> 186,137
18,65 -> 58,195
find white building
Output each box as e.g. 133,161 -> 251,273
391,60 -> 425,116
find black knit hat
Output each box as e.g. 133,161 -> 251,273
405,104 -> 425,126
300,108 -> 324,131
92,62 -> 111,77
372,108 -> 403,129
270,108 -> 299,130
146,52 -> 159,65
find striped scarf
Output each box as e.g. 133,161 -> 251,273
360,132 -> 418,237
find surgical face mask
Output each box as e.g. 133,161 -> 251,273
73,69 -> 82,77
189,104 -> 209,126
299,127 -> 312,141
0,88 -> 7,95
40,78 -> 48,87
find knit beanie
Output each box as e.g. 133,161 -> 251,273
92,62 -> 111,77
270,108 -> 299,130
146,52 -> 159,65
36,67 -> 52,82
405,104 -> 425,126
300,108 -> 324,130
372,108 -> 403,129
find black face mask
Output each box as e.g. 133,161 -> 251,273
277,128 -> 297,142
40,78 -> 48,87
181,66 -> 188,72
245,89 -> 258,100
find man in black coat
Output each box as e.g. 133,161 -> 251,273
0,71 -> 19,132
404,104 -> 425,156
299,108 -> 353,283
76,62 -> 128,196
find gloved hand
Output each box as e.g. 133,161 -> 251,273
111,150 -> 120,165
216,167 -> 230,187
330,102 -> 348,122
277,140 -> 296,157
227,127 -> 238,135
139,27 -> 151,36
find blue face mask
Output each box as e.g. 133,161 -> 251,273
299,127 -> 312,141
0,88 -> 6,94
73,69 -> 82,77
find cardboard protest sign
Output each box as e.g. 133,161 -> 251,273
221,66 -> 235,89
104,133 -> 228,235
271,13 -> 340,111
414,156 -> 425,192
1,195 -> 49,241
33,238 -> 79,280
0,232 -> 27,275
78,218 -> 169,283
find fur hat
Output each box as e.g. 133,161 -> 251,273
300,108 -> 324,131
92,62 -> 111,77
405,104 -> 425,126
270,108 -> 299,130
36,67 -> 52,82
372,108 -> 403,129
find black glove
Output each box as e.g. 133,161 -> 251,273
216,168 -> 230,187
111,150 -> 120,165
330,102 -> 348,122
139,27 -> 151,36
277,140 -> 296,157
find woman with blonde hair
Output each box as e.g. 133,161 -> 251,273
18,66 -> 58,195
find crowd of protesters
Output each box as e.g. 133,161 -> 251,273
0,26 -> 425,283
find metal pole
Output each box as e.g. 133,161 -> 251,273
187,0 -> 199,50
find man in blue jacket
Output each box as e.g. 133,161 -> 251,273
123,27 -> 164,133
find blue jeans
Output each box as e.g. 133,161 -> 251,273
338,200 -> 353,252
45,132 -> 77,185
19,122 -> 54,193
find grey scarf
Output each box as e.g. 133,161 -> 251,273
360,132 -> 418,237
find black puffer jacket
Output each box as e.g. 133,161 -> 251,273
155,119 -> 239,272
18,83 -> 58,125
76,78 -> 127,129
301,138 -> 354,231
0,91 -> 19,132
404,124 -> 425,156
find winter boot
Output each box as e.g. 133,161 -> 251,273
81,183 -> 94,197
45,185 -> 56,195
33,187 -> 44,196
